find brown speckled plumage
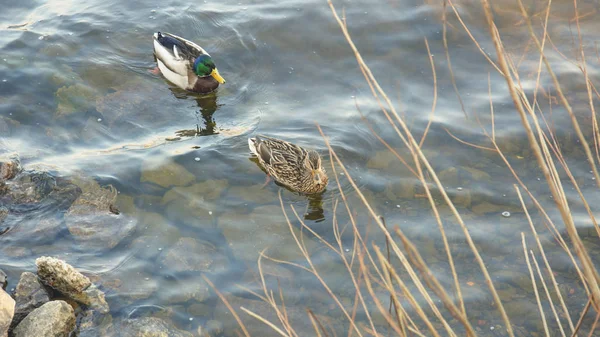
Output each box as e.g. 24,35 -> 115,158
248,136 -> 328,194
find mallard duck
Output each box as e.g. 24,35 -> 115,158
248,136 -> 328,194
152,32 -> 225,93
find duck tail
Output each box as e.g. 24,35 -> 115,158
248,137 -> 258,156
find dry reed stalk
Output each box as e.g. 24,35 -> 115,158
446,0 -> 503,74
442,0 -> 468,118
531,250 -> 567,337
515,186 -> 575,334
328,1 -> 510,334
479,0 -> 600,310
522,233 -> 551,337
418,38 -> 437,147
571,0 -> 600,168
513,0 -> 600,185
202,275 -> 251,337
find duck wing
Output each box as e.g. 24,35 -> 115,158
254,136 -> 306,168
153,32 -> 208,75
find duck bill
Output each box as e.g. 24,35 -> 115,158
211,68 -> 226,84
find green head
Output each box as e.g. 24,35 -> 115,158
193,55 -> 225,83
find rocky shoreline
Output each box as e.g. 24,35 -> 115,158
0,257 -> 206,337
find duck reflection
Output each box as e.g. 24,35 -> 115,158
304,192 -> 325,222
172,91 -> 221,138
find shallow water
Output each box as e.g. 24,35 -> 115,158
2,0 -> 600,335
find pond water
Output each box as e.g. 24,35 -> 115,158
2,0 -> 600,335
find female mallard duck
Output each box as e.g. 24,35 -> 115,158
152,32 -> 225,93
248,136 -> 328,194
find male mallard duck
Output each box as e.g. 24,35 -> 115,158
248,136 -> 328,194
152,32 -> 225,93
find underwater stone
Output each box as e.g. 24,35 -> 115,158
0,153 -> 21,181
159,237 -> 228,274
65,205 -> 136,250
35,256 -> 91,295
141,159 -> 195,188
77,309 -> 114,337
161,179 -> 228,204
120,317 -> 193,337
438,167 -> 459,186
55,84 -> 97,118
13,300 -> 75,337
218,206 -> 318,264
227,184 -> 276,203
205,320 -> 223,337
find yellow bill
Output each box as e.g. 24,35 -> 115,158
211,68 -> 226,84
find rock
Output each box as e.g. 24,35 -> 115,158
77,309 -> 114,337
438,167 -> 459,186
13,300 -> 75,337
12,272 -> 52,328
65,205 -> 136,250
55,84 -> 97,118
204,320 -> 223,337
141,158 -> 195,188
120,317 -> 193,337
162,180 -> 228,204
0,153 -> 21,181
159,237 -> 229,274
72,285 -> 109,314
36,256 -> 91,294
161,181 -> 227,228
218,206 -> 318,264
158,278 -> 211,304
0,207 -> 7,226
226,184 -> 277,203
0,269 -> 6,290
0,288 -> 15,337
65,177 -> 136,250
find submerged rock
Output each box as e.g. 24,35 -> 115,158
0,269 -> 6,290
0,153 -> 21,181
0,288 -> 14,337
120,317 -> 193,337
65,176 -> 135,249
141,158 -> 195,188
13,300 -> 75,337
77,309 -> 114,337
159,237 -> 229,274
218,206 -> 318,264
12,272 -> 52,329
55,83 -> 97,118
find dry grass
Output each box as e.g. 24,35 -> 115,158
205,0 -> 600,336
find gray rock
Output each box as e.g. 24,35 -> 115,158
0,207 -> 7,226
159,237 -> 229,274
218,206 -> 318,264
120,317 -> 193,337
13,300 -> 75,337
205,320 -> 223,337
35,257 -> 109,314
65,205 -> 137,250
12,272 -> 52,328
0,269 -> 6,290
77,309 -> 114,337
0,288 -> 15,337
65,178 -> 136,250
0,153 -> 21,181
36,256 -> 91,294
140,159 -> 195,188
